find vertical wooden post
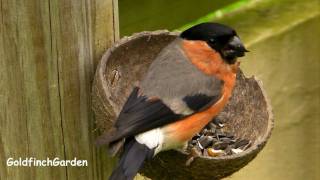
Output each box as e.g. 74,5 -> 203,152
0,0 -> 118,179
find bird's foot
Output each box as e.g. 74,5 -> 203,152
185,147 -> 202,166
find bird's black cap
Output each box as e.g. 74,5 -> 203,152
180,22 -> 248,63
180,22 -> 236,43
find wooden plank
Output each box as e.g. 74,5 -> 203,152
0,0 -> 119,179
92,1 -> 120,178
0,0 -> 66,179
119,0 -> 238,36
49,0 -> 119,179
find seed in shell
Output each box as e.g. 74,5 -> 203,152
207,148 -> 225,157
213,118 -> 225,128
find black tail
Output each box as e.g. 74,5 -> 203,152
109,139 -> 154,180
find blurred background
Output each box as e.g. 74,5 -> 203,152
118,0 -> 319,179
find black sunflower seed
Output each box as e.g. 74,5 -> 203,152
234,139 -> 250,149
212,142 -> 229,150
199,136 -> 214,149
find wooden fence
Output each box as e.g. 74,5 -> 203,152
0,0 -> 118,179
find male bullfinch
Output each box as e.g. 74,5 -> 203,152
96,22 -> 248,180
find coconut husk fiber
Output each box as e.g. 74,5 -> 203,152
92,31 -> 274,180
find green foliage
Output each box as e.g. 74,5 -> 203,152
176,0 -> 251,31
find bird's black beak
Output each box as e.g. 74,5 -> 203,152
222,36 -> 248,61
227,36 -> 249,57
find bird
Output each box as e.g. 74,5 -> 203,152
96,22 -> 248,180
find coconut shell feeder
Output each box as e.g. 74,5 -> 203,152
92,31 -> 274,180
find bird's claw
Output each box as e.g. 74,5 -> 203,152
185,147 -> 201,166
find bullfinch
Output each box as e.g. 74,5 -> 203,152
96,22 -> 248,180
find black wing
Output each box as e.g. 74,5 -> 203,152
107,87 -> 182,143
105,86 -> 221,144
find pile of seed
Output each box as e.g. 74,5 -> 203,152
187,118 -> 251,158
